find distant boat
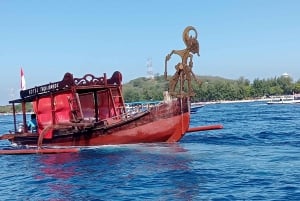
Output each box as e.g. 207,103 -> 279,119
190,103 -> 205,113
267,94 -> 300,104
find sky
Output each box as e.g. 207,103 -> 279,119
0,0 -> 300,105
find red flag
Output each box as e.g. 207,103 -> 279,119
21,67 -> 26,90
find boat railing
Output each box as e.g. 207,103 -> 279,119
125,101 -> 163,115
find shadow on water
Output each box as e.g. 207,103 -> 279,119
0,143 -> 202,200
71,144 -> 201,200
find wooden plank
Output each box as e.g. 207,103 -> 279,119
187,124 -> 223,133
0,148 -> 79,155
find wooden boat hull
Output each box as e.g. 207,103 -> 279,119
9,99 -> 190,147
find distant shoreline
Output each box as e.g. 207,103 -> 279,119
0,99 -> 271,116
194,98 -> 270,105
0,112 -> 33,116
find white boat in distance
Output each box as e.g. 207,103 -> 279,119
190,103 -> 205,113
267,94 -> 300,104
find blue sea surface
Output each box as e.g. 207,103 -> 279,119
1,102 -> 300,200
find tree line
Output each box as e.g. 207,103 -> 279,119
1,74 -> 300,113
123,74 -> 300,102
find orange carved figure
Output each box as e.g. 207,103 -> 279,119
165,26 -> 201,97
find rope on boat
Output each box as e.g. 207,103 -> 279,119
37,122 -> 94,148
37,124 -> 53,149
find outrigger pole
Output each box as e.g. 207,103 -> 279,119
187,124 -> 223,133
0,148 -> 79,155
0,122 -> 93,155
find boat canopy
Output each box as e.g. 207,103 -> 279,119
8,71 -> 126,135
9,71 -> 123,104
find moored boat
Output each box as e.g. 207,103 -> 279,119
267,94 -> 300,104
0,26 -> 223,154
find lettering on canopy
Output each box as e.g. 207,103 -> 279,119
20,81 -> 61,98
19,72 -> 75,99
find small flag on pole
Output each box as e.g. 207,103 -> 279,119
21,67 -> 26,90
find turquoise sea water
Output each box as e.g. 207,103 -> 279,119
0,101 -> 300,200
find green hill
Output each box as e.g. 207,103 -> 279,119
1,73 -> 299,113
122,74 -> 231,102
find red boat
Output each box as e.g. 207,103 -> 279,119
0,26 -> 223,154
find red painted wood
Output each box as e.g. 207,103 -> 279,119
2,71 -> 205,150
6,98 -> 191,147
187,124 -> 223,133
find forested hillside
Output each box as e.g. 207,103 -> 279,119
123,74 -> 300,102
1,74 -> 300,113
